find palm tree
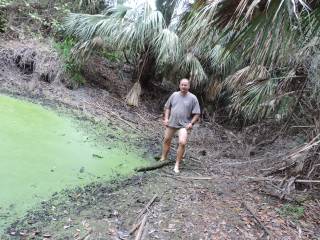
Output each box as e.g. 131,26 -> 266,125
180,0 -> 320,121
64,1 -> 187,106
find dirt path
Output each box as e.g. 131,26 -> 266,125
1,42 -> 319,240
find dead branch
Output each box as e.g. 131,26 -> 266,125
176,176 -> 216,180
160,174 -> 189,182
134,214 -> 147,240
88,101 -> 138,130
129,220 -> 142,235
259,188 -> 294,202
280,177 -> 296,199
242,202 -> 273,238
188,156 -> 202,163
79,229 -> 93,240
215,158 -> 270,166
246,176 -> 320,184
135,194 -> 158,221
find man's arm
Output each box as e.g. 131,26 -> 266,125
163,92 -> 176,127
163,108 -> 170,126
191,114 -> 200,125
186,114 -> 199,129
186,96 -> 201,129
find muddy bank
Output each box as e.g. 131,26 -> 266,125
0,94 -> 155,233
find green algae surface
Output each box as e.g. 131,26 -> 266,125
0,95 -> 148,232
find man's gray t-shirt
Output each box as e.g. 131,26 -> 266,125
164,91 -> 201,128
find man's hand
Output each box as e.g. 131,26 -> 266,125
186,122 -> 193,130
163,118 -> 169,126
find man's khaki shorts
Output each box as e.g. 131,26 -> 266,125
164,127 -> 191,142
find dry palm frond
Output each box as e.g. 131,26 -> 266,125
277,69 -> 297,92
224,65 -> 269,91
229,78 -> 277,121
180,0 -> 315,68
92,36 -> 104,47
125,81 -> 142,107
223,65 -> 278,121
206,78 -> 223,101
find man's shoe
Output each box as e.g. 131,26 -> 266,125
174,165 -> 180,173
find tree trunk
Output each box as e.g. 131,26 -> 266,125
134,53 -> 156,88
125,51 -> 157,106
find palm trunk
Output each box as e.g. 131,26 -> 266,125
125,51 -> 156,106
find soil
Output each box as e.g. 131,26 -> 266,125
0,40 -> 320,240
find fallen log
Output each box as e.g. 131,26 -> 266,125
135,160 -> 173,172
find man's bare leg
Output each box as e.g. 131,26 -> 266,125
160,127 -> 176,161
174,128 -> 188,173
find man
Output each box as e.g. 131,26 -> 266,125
160,78 -> 200,173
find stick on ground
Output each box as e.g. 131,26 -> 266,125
129,220 -> 142,235
135,194 -> 158,221
134,214 -> 147,240
242,202 -> 272,239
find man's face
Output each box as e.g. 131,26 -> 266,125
179,79 -> 190,93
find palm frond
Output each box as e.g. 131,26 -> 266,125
143,10 -> 166,33
152,28 -> 181,65
224,65 -> 269,91
64,13 -> 109,41
229,78 -> 277,121
207,43 -> 243,76
180,53 -> 207,87
65,3 -> 169,55
180,0 -> 315,68
206,78 -> 223,101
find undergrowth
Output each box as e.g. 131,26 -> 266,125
54,38 -> 85,88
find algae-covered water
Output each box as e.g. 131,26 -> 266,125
0,95 -> 147,232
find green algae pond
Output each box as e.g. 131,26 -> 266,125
0,94 -> 148,233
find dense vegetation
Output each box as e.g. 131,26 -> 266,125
64,0 -> 320,128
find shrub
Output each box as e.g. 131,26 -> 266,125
54,38 -> 85,87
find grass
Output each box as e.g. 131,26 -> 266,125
278,203 -> 305,220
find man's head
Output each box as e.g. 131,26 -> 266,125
179,78 -> 190,94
